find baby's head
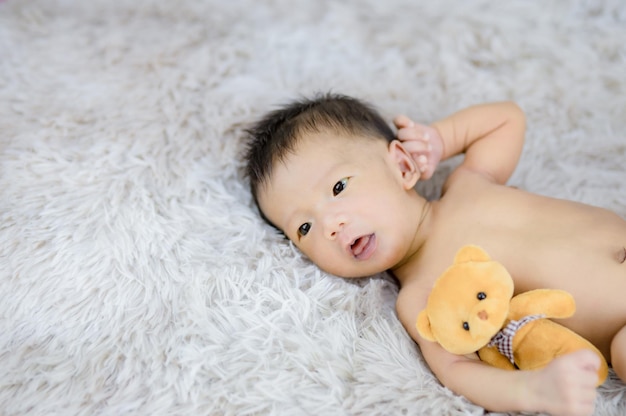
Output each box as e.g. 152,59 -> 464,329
246,93 -> 395,208
245,93 -> 422,278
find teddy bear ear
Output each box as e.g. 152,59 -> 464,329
454,245 -> 491,264
416,310 -> 436,342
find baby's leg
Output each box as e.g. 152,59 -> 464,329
610,325 -> 626,382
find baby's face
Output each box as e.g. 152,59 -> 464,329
257,132 -> 420,278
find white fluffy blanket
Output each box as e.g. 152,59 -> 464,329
1,1 -> 625,415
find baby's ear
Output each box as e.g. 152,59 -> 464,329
388,140 -> 419,189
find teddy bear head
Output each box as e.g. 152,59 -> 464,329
416,245 -> 515,355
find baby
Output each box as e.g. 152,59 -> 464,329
244,93 -> 626,416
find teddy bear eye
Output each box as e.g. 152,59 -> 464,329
462,322 -> 470,331
477,292 -> 486,300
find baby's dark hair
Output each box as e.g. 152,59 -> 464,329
245,93 -> 395,208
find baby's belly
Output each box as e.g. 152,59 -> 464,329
507,241 -> 626,360
439,184 -> 626,359
558,301 -> 624,361
456,210 -> 626,358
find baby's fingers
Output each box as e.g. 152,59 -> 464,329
397,126 -> 430,142
415,154 -> 429,173
393,114 -> 414,129
577,349 -> 601,373
398,133 -> 432,154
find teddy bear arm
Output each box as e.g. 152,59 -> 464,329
509,289 -> 575,320
477,346 -> 516,371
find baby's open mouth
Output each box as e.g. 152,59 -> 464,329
350,234 -> 376,260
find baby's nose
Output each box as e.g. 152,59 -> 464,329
323,212 -> 347,240
326,221 -> 345,240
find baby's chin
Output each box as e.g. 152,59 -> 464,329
321,261 -> 389,280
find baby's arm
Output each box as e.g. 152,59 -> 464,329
396,101 -> 525,185
397,290 -> 600,416
418,333 -> 600,416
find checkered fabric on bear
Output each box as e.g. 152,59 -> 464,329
488,314 -> 546,365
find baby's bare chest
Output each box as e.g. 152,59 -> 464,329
422,188 -> 626,349
436,183 -> 624,262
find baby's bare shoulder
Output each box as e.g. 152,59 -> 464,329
442,163 -> 496,194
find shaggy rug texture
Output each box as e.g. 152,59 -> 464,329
1,0 -> 625,415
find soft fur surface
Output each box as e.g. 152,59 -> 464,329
1,1 -> 625,415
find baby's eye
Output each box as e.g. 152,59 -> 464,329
333,178 -> 349,196
298,222 -> 311,237
477,292 -> 486,300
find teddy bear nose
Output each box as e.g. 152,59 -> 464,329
478,310 -> 488,320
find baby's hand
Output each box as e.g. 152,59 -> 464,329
528,349 -> 600,416
393,115 -> 443,181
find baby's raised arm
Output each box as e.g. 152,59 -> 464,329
433,101 -> 526,185
396,101 -> 526,186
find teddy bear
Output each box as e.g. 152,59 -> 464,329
415,244 -> 608,386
